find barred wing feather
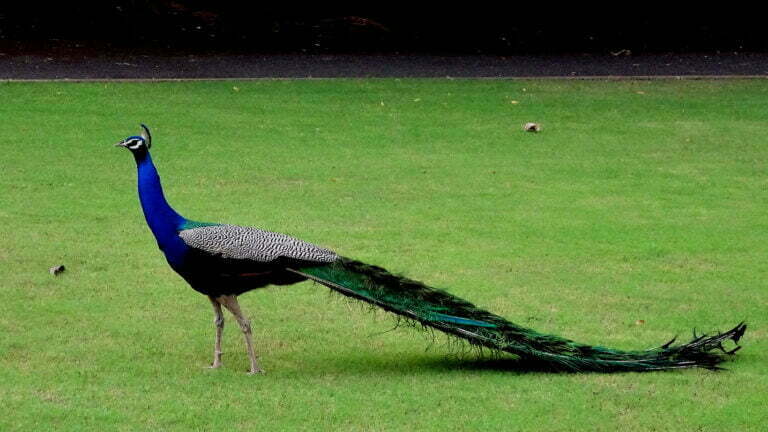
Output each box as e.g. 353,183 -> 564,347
179,224 -> 338,264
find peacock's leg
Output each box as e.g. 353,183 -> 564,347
207,296 -> 224,369
218,295 -> 264,374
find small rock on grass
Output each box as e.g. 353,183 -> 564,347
49,265 -> 66,276
524,122 -> 541,132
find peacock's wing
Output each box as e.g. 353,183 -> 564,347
178,224 -> 338,265
176,224 -> 338,294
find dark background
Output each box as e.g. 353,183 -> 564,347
1,3 -> 765,55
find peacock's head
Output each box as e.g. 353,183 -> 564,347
116,124 -> 152,154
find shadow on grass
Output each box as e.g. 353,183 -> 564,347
294,352 -> 580,377
288,339 -> 746,377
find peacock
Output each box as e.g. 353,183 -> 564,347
116,124 -> 746,374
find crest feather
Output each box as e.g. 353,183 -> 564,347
140,124 -> 152,149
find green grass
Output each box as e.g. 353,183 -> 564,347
1,78 -> 766,431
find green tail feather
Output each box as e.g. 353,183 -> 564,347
290,257 -> 746,372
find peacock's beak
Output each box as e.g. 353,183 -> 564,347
115,140 -> 128,148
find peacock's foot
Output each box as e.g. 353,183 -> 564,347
206,362 -> 223,369
247,367 -> 265,375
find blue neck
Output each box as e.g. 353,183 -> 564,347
135,151 -> 188,260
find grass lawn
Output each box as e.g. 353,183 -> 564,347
1,78 -> 766,431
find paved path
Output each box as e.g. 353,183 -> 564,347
2,52 -> 767,80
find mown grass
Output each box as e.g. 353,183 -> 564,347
0,78 -> 766,431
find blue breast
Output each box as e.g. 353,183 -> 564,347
135,152 -> 191,268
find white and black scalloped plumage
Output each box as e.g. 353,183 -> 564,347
179,224 -> 338,264
173,224 -> 338,297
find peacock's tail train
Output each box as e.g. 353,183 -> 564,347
289,257 -> 746,372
